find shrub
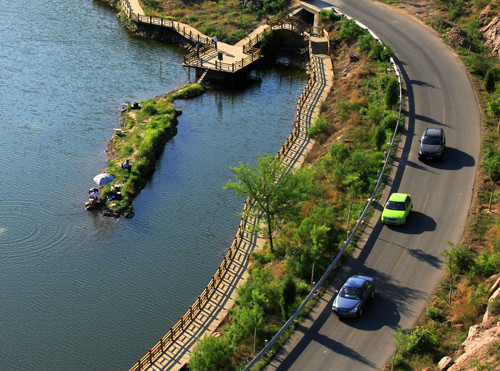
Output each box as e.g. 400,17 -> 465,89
374,125 -> 387,151
488,298 -> 500,315
141,100 -> 157,115
338,18 -> 365,42
443,244 -> 476,276
427,306 -> 445,322
385,76 -> 399,108
380,112 -> 399,131
189,335 -> 234,371
280,276 -> 297,319
473,251 -> 500,277
404,327 -> 441,354
360,103 -> 385,124
328,141 -> 351,162
319,9 -> 341,24
484,67 -> 499,92
308,115 -> 328,138
482,145 -> 500,181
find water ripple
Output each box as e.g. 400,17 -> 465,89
0,200 -> 68,258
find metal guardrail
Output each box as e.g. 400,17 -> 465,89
242,11 -> 404,371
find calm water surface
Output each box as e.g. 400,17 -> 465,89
0,1 -> 306,369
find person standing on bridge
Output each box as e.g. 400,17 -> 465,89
212,35 -> 217,50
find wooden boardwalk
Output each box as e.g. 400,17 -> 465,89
120,2 -> 334,370
121,0 -> 311,75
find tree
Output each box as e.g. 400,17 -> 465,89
224,154 -> 306,252
384,76 -> 399,108
310,224 -> 330,285
189,334 -> 234,371
487,97 -> 500,133
280,275 -> 297,319
374,125 -> 387,151
227,291 -> 267,353
484,67 -> 500,92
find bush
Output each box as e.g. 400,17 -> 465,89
141,101 -> 157,115
319,9 -> 341,24
338,18 -> 365,42
484,67 -> 500,92
280,276 -> 297,319
380,112 -> 399,131
189,335 -> 234,371
443,244 -> 476,276
385,77 -> 400,108
308,115 -> 328,138
404,327 -> 441,354
427,306 -> 445,322
374,125 -> 387,151
482,145 -> 500,181
473,251 -> 500,277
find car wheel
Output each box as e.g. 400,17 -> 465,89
371,289 -> 375,299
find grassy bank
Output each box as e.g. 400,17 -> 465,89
99,83 -> 204,216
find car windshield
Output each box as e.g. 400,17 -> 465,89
339,286 -> 362,300
422,136 -> 441,145
385,201 -> 405,210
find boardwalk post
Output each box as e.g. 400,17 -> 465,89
137,360 -> 141,371
170,327 -> 174,342
180,317 -> 184,330
160,337 -> 164,352
148,349 -> 153,364
198,296 -> 202,310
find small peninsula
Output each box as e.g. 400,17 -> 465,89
87,83 -> 204,217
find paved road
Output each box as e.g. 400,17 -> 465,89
265,0 -> 481,370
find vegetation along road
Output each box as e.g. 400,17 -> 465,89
265,0 -> 481,370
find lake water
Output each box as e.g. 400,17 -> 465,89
0,0 -> 306,369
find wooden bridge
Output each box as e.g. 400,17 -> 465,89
121,0 -> 316,76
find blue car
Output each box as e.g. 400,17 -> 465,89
332,275 -> 375,318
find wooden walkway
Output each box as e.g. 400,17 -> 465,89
120,2 -> 334,370
121,0 -> 311,74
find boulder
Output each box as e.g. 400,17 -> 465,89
438,356 -> 453,370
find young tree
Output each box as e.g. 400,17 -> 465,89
384,76 -> 399,108
310,224 -> 330,285
227,291 -> 267,353
224,154 -> 306,252
280,275 -> 297,319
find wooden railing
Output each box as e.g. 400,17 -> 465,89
130,197 -> 256,371
242,16 -> 310,54
121,0 -> 211,45
183,48 -> 262,72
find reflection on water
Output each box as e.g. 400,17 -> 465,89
0,0 -> 306,369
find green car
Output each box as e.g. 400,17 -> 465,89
381,193 -> 413,225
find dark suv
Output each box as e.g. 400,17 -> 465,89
418,128 -> 446,161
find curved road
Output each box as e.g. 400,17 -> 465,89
265,0 -> 481,370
